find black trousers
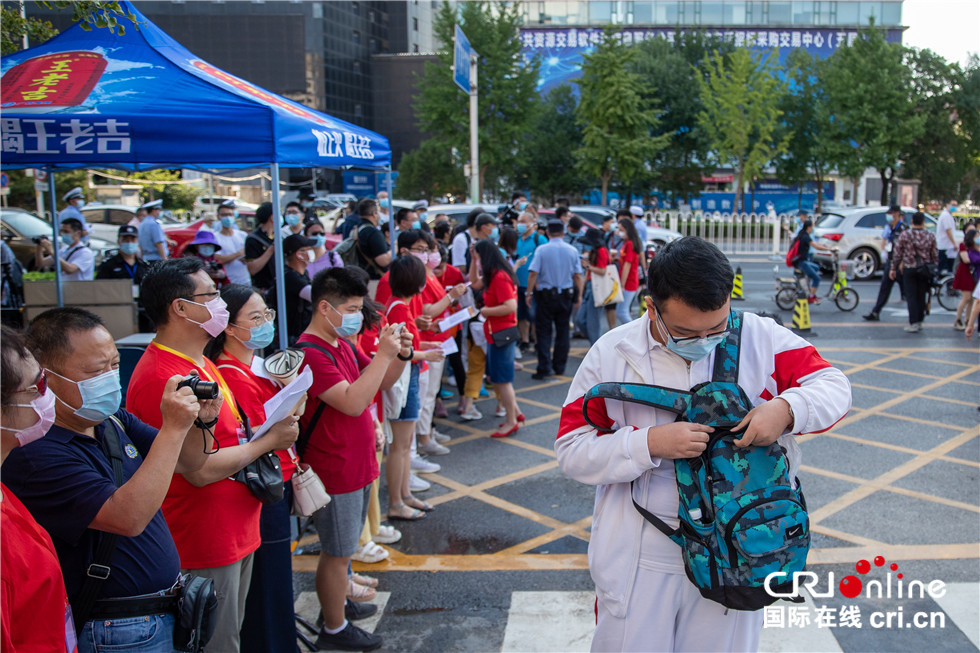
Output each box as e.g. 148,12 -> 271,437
902,269 -> 928,324
534,289 -> 574,375
870,269 -> 905,314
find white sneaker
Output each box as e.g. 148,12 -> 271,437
419,440 -> 450,456
374,524 -> 402,544
514,347 -> 522,359
351,541 -> 389,564
460,407 -> 483,421
446,375 -> 457,387
411,456 -> 441,473
432,429 -> 451,444
409,473 -> 430,492
494,405 -> 506,418
904,323 -> 922,333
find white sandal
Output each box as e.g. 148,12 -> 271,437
351,541 -> 389,564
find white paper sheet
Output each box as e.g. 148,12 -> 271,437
438,306 -> 477,333
250,366 -> 313,441
438,338 -> 458,355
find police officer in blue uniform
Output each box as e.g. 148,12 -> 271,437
526,221 -> 583,380
59,187 -> 90,243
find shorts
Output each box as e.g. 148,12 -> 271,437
392,363 -> 420,422
486,340 -> 516,384
312,484 -> 372,558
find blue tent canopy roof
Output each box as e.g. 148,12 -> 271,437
0,1 -> 390,171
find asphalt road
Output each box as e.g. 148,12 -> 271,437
291,257 -> 980,653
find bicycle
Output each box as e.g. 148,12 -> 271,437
926,271 -> 958,313
775,250 -> 860,312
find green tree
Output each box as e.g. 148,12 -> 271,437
4,169 -> 87,216
776,50 -> 842,211
900,50 -> 979,203
414,1 -> 540,198
1,1 -> 138,55
512,84 -> 584,204
631,31 -> 734,204
395,140 -> 466,201
575,28 -> 667,206
823,20 -> 925,206
697,47 -> 787,212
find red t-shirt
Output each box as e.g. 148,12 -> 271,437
482,269 -> 518,340
437,264 -> 465,289
356,328 -> 384,422
420,274 -> 452,342
619,240 -> 640,292
1,485 -> 76,653
127,343 -> 261,569
296,333 -> 379,494
588,246 -> 610,281
375,271 -> 423,318
215,354 -> 297,481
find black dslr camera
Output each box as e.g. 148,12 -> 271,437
177,372 -> 219,400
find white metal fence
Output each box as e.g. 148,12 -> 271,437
650,210 -> 797,256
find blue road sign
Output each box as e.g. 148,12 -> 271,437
0,173 -> 8,188
454,25 -> 472,93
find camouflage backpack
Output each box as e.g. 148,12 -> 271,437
582,310 -> 809,611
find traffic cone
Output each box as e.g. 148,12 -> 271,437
731,266 -> 744,300
792,287 -> 815,336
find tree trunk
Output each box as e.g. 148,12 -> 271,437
734,166 -> 744,214
879,169 -> 890,206
601,172 -> 611,206
815,170 -> 824,212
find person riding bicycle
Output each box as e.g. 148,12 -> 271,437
792,220 -> 835,304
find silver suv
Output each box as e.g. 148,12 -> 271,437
812,206 -> 962,280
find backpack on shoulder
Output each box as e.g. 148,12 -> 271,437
785,238 -> 801,268
582,310 -> 809,611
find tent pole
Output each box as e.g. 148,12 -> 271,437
47,167 -> 64,307
386,167 -> 395,257
269,163 -> 288,351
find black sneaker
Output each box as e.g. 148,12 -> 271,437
316,622 -> 383,651
345,599 -> 378,621
862,312 -> 879,321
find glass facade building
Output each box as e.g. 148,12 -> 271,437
521,1 -> 902,27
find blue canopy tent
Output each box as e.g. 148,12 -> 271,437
1,1 -> 394,348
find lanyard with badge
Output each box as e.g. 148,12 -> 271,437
150,342 -> 245,445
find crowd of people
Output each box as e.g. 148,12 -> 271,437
0,185 -> 973,653
0,190 -> 661,653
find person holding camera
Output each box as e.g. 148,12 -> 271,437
126,258 -> 301,652
34,217 -> 94,281
2,307 -> 220,652
296,267 -> 413,651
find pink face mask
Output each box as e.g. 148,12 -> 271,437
411,251 -> 429,266
184,296 -> 230,337
426,251 -> 441,269
7,388 -> 56,447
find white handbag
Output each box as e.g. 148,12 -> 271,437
291,462 -> 331,517
591,269 -> 624,307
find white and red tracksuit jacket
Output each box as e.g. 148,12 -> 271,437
555,312 -> 851,618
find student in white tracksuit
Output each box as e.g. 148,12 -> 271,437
556,237 -> 851,653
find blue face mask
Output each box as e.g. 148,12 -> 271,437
490,227 -> 499,242
197,245 -> 215,258
235,318 -> 275,350
48,368 -> 122,422
418,212 -> 428,223
60,233 -> 74,246
498,247 -> 508,259
411,220 -> 422,230
285,213 -> 301,226
379,198 -> 390,209
516,223 -> 528,235
119,242 -> 139,256
328,302 -> 363,337
220,216 -> 237,229
310,234 -> 327,248
656,311 -> 728,362
518,201 -> 528,211
582,245 -> 592,252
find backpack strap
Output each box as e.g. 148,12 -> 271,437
72,415 -> 127,632
711,309 -> 743,384
294,340 -> 356,456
